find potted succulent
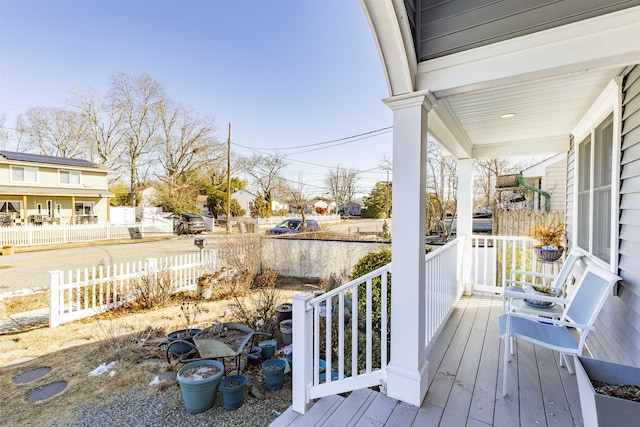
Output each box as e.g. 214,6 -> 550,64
528,221 -> 565,262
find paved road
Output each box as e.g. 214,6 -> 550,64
0,218 -> 389,296
0,235 -> 218,295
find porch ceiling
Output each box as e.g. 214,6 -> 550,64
430,67 -> 618,159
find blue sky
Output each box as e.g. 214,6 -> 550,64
0,0 -> 393,197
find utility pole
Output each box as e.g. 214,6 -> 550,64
226,123 -> 232,233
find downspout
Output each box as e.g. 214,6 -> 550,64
516,174 -> 550,213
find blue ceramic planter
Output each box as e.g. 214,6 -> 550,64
220,374 -> 247,411
167,329 -> 201,355
259,339 -> 277,359
262,358 -> 286,391
177,359 -> 224,414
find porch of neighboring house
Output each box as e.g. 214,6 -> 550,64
272,292 -> 583,427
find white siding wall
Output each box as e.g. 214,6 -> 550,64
566,139 -> 575,246
588,66 -> 640,366
541,161 -> 567,212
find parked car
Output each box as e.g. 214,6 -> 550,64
173,213 -> 205,235
266,219 -> 320,235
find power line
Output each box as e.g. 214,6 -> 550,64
231,126 -> 392,151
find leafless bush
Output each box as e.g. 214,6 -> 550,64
228,281 -> 284,335
253,268 -> 278,288
216,234 -> 263,274
129,264 -> 174,309
94,318 -> 164,362
210,269 -> 255,301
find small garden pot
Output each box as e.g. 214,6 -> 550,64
177,359 -> 224,414
275,303 -> 292,324
259,339 -> 277,359
167,329 -> 201,356
246,346 -> 262,365
220,374 -> 247,411
262,358 -> 286,391
280,319 -> 293,346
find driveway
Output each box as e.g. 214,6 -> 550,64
0,236 -> 212,295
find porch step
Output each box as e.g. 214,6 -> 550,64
270,388 -> 403,427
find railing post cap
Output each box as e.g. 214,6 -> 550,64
292,293 -> 313,303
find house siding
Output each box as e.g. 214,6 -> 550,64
589,65 -> 640,366
541,161 -> 567,212
415,0 -> 640,61
565,138 -> 575,246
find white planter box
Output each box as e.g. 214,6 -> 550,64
575,356 -> 640,427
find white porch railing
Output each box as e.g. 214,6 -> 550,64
424,238 -> 465,345
291,238 -> 464,414
0,223 -> 148,247
49,251 -> 215,327
469,235 -> 563,293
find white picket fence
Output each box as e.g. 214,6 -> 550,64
0,223 -> 145,247
48,251 -> 216,327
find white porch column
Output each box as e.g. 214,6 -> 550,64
457,159 -> 474,294
383,91 -> 431,406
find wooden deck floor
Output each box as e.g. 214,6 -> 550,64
270,293 -> 584,427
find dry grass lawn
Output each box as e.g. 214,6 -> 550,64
0,282 -> 307,426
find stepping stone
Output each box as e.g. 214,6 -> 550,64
14,367 -> 51,384
0,348 -> 26,359
60,339 -> 89,348
27,381 -> 67,402
159,371 -> 176,381
139,358 -> 163,366
0,341 -> 17,350
2,357 -> 33,369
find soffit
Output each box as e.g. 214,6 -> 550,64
436,68 -> 616,154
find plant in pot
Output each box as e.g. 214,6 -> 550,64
528,221 -> 565,263
167,302 -> 203,359
519,221 -> 566,307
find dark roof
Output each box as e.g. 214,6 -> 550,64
0,150 -> 100,169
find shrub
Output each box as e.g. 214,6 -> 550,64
129,264 -> 174,309
228,281 -> 284,335
343,328 -> 382,374
350,247 -> 391,332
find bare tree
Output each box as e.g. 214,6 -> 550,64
156,100 -> 222,179
325,166 -> 359,215
474,159 -> 513,209
282,174 -> 310,229
109,73 -> 165,207
72,88 -> 127,180
17,106 -> 88,157
425,139 -> 457,238
0,113 -> 7,149
239,153 -> 289,216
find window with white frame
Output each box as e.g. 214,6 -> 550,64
576,113 -> 614,263
75,201 -> 94,216
0,201 -> 22,214
10,166 -> 38,183
59,170 -> 81,185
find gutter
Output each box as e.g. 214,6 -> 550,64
516,173 -> 551,213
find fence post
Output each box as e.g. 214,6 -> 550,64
292,293 -> 313,414
49,270 -> 63,327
